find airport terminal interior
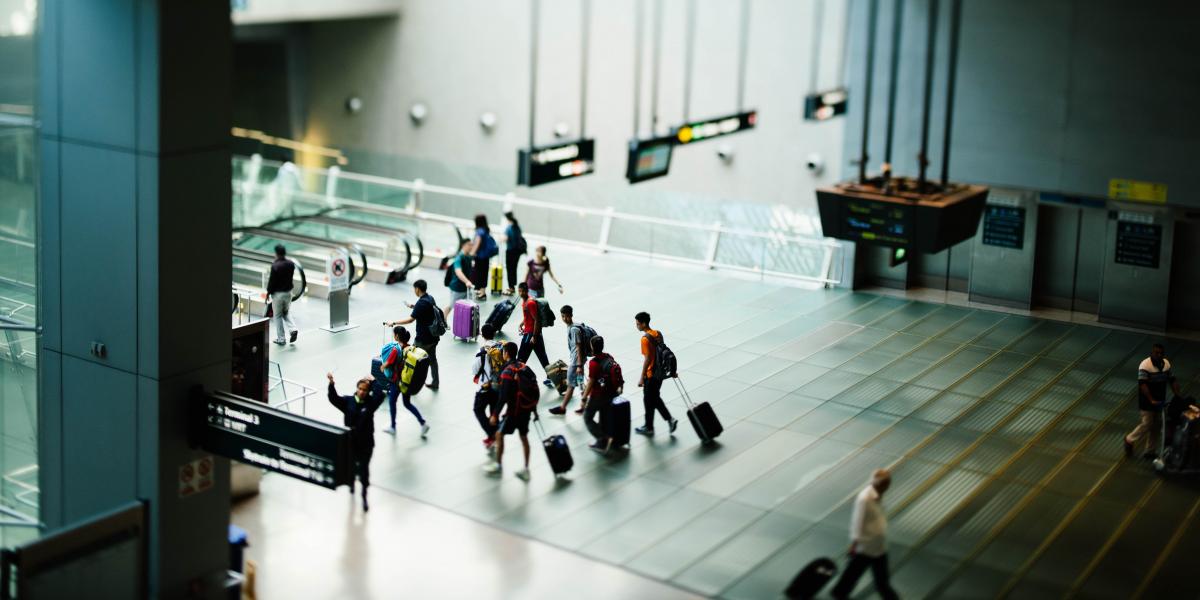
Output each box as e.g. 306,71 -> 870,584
3,0 -> 1200,598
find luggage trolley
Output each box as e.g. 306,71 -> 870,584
1153,396 -> 1200,475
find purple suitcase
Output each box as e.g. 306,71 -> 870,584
453,299 -> 480,341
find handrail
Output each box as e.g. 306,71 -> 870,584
235,227 -> 367,288
301,214 -> 418,275
231,250 -> 307,301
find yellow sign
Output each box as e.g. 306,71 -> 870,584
1108,178 -> 1167,204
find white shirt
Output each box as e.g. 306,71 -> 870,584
850,484 -> 888,557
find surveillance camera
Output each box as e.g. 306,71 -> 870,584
805,153 -> 824,174
344,96 -> 363,115
716,143 -> 735,164
409,103 -> 428,125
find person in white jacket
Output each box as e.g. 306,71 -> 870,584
831,469 -> 899,600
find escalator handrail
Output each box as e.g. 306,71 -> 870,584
296,214 -> 416,276
347,244 -> 368,287
230,249 -> 308,301
235,227 -> 367,288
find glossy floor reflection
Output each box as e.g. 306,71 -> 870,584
237,245 -> 1200,599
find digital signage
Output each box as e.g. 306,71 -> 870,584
672,111 -> 757,145
625,136 -> 675,183
517,139 -> 596,187
804,88 -> 849,121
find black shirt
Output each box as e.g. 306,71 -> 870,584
267,258 -> 295,294
411,294 -> 438,344
327,382 -> 386,454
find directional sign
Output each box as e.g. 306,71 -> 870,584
804,88 -> 848,121
672,110 -> 757,145
517,139 -> 596,187
193,390 -> 352,489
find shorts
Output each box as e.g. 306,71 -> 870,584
499,410 -> 532,436
450,289 -> 469,304
566,363 -> 583,388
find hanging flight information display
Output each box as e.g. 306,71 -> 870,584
816,181 -> 988,253
804,88 -> 848,121
672,110 -> 757,145
981,205 -> 1025,249
517,139 -> 596,187
193,390 -> 352,489
625,136 -> 675,183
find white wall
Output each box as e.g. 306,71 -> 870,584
298,0 -> 851,214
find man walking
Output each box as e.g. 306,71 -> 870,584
634,311 -> 677,436
549,305 -> 590,415
1124,343 -> 1183,459
267,244 -> 298,345
387,279 -> 443,390
473,323 -> 504,453
582,336 -> 621,453
326,372 -> 386,511
831,469 -> 900,600
484,342 -> 536,481
516,282 -> 553,387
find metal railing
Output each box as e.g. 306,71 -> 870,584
267,361 -> 316,415
233,155 -> 844,286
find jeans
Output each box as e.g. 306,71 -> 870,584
474,387 -> 499,437
270,291 -> 296,342
415,340 -> 440,386
583,395 -> 613,441
518,332 -> 550,372
831,553 -> 898,600
642,377 -> 672,429
387,385 -> 425,427
505,249 -> 521,288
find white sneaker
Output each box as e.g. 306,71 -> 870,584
382,426 -> 396,435
482,462 -> 501,475
515,468 -> 531,482
420,423 -> 431,437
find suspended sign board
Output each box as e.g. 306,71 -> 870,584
804,88 -> 848,121
193,390 -> 352,490
626,136 -> 675,184
672,110 -> 757,145
517,139 -> 596,187
981,205 -> 1026,250
816,181 -> 988,253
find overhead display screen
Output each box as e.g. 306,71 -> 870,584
626,136 -> 675,183
804,88 -> 848,121
981,205 -> 1025,249
517,139 -> 596,187
842,199 -> 912,246
672,110 -> 757,145
1114,221 -> 1162,269
194,390 -> 352,489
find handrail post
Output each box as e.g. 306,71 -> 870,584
410,178 -> 425,216
324,165 -> 341,208
820,244 -> 837,289
598,206 -> 615,253
503,192 -> 515,213
705,221 -> 722,269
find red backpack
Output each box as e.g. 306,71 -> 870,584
592,354 -> 624,398
506,362 -> 541,412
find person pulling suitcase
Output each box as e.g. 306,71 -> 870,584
580,336 -> 624,454
483,342 -> 540,481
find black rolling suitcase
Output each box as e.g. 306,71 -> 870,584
603,396 -> 632,449
534,413 -> 573,476
673,377 -> 723,443
485,298 -> 516,332
784,557 -> 838,599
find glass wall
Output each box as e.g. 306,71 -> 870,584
0,0 -> 39,546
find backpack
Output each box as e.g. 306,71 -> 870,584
646,331 -> 678,380
400,345 -> 430,395
479,230 -> 499,259
427,298 -> 448,338
573,323 -> 598,358
380,341 -> 403,382
593,354 -> 624,398
512,225 -> 528,255
535,298 -> 556,328
507,362 -> 541,412
443,254 -> 471,288
475,342 -> 505,385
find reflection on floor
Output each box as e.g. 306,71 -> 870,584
234,245 -> 1200,599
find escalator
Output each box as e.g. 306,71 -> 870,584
319,207 -> 465,269
231,250 -> 307,317
260,217 -> 416,283
231,230 -> 366,298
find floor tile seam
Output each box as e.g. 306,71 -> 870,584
621,494 -> 777,574
830,295 -> 914,328
1129,494 -> 1200,599
801,294 -> 885,322
532,479 -> 687,549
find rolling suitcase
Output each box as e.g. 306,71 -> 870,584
674,377 -> 723,444
784,557 -> 838,599
534,413 -> 573,476
546,359 -> 568,394
489,264 -> 504,295
485,298 -> 516,332
602,396 -> 632,449
452,299 -> 480,341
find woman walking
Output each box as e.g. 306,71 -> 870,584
469,214 -> 499,301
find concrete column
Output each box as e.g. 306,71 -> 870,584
37,1 -> 232,596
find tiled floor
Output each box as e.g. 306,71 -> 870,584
235,244 -> 1200,599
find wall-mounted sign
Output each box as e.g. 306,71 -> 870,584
672,110 -> 757,145
517,139 -> 596,187
1114,220 -> 1162,269
1108,178 -> 1167,204
804,88 -> 848,121
193,390 -> 352,489
625,136 -> 675,183
981,205 -> 1025,249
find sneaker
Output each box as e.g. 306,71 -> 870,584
420,423 -> 431,437
427,383 -> 440,391
548,406 -> 566,415
589,441 -> 609,455
1123,438 -> 1134,458
574,407 -> 585,415
289,330 -> 298,344
272,339 -> 286,346
543,379 -> 554,388
515,468 -> 531,481
362,496 -> 369,512
635,426 -> 655,436
383,426 -> 397,435
482,462 -> 501,475
668,418 -> 679,434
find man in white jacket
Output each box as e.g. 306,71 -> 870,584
831,469 -> 899,600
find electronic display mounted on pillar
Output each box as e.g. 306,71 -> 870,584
625,136 -> 675,183
804,89 -> 848,121
672,111 -> 757,145
517,139 -> 596,187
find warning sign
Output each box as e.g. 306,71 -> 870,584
328,249 -> 351,292
179,455 -> 216,498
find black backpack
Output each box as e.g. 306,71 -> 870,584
646,331 -> 678,380
535,298 -> 556,328
574,323 -> 598,358
593,355 -> 624,398
443,254 -> 470,287
510,362 -> 541,412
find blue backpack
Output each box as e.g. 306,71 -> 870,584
380,341 -> 403,382
478,228 -> 499,259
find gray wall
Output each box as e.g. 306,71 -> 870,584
842,0 -> 1200,207
289,0 -> 852,211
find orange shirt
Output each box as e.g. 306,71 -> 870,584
641,329 -> 661,378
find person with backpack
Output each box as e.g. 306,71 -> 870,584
516,282 -> 554,388
472,323 -> 505,454
378,326 -> 430,437
445,238 -> 474,307
581,335 -> 623,453
503,211 -> 526,296
635,311 -> 678,436
469,214 -> 499,301
549,305 -> 595,416
387,279 -> 445,391
523,245 -> 563,298
484,342 -> 540,481
326,371 -> 386,511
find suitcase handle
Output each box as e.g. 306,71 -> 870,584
531,409 -> 547,440
672,377 -> 713,443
